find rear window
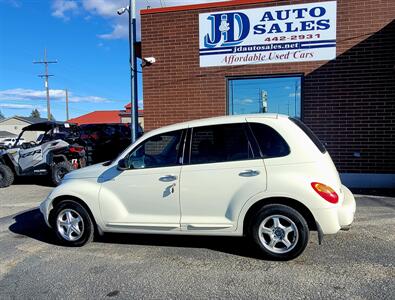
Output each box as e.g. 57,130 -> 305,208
289,117 -> 327,154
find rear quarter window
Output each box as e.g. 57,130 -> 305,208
248,123 -> 290,158
289,117 -> 327,154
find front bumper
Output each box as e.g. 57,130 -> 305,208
39,197 -> 52,228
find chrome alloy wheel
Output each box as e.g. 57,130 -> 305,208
258,214 -> 299,254
56,209 -> 84,241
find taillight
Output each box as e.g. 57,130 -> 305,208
311,182 -> 339,204
69,146 -> 84,153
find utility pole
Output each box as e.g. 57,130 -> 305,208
33,49 -> 57,120
65,89 -> 69,121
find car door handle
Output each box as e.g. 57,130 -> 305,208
159,175 -> 178,182
239,170 -> 260,177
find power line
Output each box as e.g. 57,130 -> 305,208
33,49 -> 57,120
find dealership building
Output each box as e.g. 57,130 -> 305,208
140,0 -> 394,187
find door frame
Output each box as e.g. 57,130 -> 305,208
99,128 -> 189,229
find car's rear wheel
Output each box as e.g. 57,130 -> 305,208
51,200 -> 94,246
51,161 -> 73,186
251,204 -> 309,260
0,164 -> 15,188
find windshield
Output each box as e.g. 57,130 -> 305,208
14,130 -> 46,147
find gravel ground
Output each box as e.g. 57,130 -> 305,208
0,183 -> 394,299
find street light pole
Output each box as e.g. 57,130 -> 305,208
118,1 -> 139,143
129,0 -> 138,143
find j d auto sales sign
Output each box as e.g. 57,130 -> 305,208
199,1 -> 337,67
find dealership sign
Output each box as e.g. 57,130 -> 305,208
199,1 -> 337,67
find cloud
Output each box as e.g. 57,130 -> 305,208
98,23 -> 128,40
0,88 -> 113,103
0,103 -> 47,114
82,0 -> 123,18
0,0 -> 21,8
51,0 -> 78,20
0,88 -> 64,101
68,95 -> 111,103
0,103 -> 36,109
240,98 -> 254,105
51,0 -> 230,39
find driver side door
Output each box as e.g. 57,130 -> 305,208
99,129 -> 186,231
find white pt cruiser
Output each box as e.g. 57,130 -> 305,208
40,114 -> 356,260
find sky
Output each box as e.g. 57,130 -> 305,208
0,0 -> 228,120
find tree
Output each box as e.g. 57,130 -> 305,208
49,113 -> 56,121
30,109 -> 41,118
0,110 -> 4,120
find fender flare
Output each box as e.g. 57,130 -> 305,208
237,192 -> 318,235
0,153 -> 19,175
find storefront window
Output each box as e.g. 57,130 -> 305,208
228,76 -> 302,118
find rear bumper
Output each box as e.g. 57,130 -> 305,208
338,185 -> 356,229
311,185 -> 356,234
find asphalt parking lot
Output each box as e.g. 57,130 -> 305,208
0,183 -> 394,299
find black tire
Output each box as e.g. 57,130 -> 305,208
51,161 -> 73,186
50,200 -> 94,246
0,164 -> 15,188
250,204 -> 309,261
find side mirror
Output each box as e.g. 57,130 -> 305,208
117,158 -> 129,171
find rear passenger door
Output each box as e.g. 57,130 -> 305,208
179,122 -> 267,232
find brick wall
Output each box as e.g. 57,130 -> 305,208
141,0 -> 395,173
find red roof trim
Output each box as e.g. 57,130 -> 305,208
141,0 -> 276,15
67,110 -> 121,125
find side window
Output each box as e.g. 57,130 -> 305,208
248,123 -> 290,158
190,124 -> 254,164
125,130 -> 184,169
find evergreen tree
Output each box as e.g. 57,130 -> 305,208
30,109 -> 41,118
0,110 -> 4,120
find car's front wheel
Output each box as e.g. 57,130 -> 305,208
0,164 -> 15,188
251,204 -> 309,260
51,200 -> 94,246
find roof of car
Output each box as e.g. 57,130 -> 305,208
22,121 -> 74,132
143,113 -> 287,138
